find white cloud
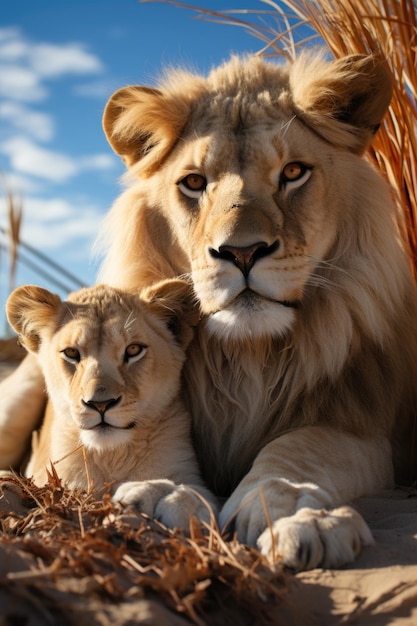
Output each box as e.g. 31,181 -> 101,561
79,154 -> 115,170
0,102 -> 54,141
0,194 -> 104,249
0,38 -> 27,61
0,64 -> 46,101
31,43 -> 104,78
1,137 -> 77,181
21,197 -> 74,221
0,27 -> 110,290
0,170 -> 44,195
0,137 -> 115,183
0,28 -> 104,103
0,27 -> 20,40
0,29 -> 111,184
0,27 -> 25,56
22,211 -> 102,251
73,80 -> 115,98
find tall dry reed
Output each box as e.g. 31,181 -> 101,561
5,188 -> 22,294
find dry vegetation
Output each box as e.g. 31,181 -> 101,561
5,185 -> 22,294
0,472 -> 286,625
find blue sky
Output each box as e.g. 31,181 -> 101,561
0,0 -> 312,316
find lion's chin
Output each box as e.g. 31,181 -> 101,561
205,294 -> 296,342
80,427 -> 131,452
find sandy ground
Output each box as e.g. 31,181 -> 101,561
279,488 -> 417,625
0,354 -> 416,625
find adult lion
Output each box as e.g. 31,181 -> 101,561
1,53 -> 417,571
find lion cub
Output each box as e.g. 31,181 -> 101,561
6,279 -> 217,530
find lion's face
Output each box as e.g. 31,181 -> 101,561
149,114 -> 340,340
6,281 -> 197,452
101,53 -> 393,342
44,290 -> 185,452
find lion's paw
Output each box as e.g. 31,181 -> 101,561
112,479 -> 215,531
219,477 -> 329,547
257,506 -> 374,571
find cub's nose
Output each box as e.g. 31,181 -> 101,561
209,240 -> 279,277
82,397 -> 121,416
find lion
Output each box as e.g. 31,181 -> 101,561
1,52 -> 417,571
5,279 -> 217,530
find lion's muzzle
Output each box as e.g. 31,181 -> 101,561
82,396 -> 121,418
209,240 -> 280,278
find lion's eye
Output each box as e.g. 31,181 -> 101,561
177,174 -> 207,199
61,347 -> 80,363
280,162 -> 311,190
124,343 -> 147,363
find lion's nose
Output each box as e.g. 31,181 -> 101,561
82,396 -> 121,416
209,240 -> 279,277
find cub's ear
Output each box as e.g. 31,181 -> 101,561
6,285 -> 62,353
103,85 -> 192,171
290,53 -> 393,153
141,279 -> 200,349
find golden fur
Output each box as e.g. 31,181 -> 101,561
99,52 -> 416,478
6,280 -> 217,530
1,52 -> 417,570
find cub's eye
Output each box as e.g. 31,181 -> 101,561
61,347 -> 80,363
280,162 -> 311,190
124,343 -> 147,363
177,174 -> 207,199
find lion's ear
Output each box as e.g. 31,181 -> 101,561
103,85 -> 191,170
6,286 -> 62,353
290,54 -> 393,153
141,279 -> 200,349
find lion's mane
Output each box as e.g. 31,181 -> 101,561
98,53 -> 417,495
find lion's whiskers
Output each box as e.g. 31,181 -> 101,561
280,115 -> 296,137
305,274 -> 339,293
124,310 -> 137,332
64,303 -> 76,320
52,443 -> 84,466
303,255 -> 364,291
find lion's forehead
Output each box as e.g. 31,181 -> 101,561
191,91 -> 289,137
67,285 -> 137,310
179,111 -> 320,184
54,289 -> 151,350
64,305 -> 134,332
55,314 -> 124,349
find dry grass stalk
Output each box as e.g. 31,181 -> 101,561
6,188 -> 23,294
0,473 -> 286,625
156,0 -> 417,274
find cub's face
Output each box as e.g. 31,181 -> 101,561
6,282 -> 195,452
48,301 -> 184,451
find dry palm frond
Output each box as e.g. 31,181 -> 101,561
142,0 -> 314,59
151,0 -> 417,275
